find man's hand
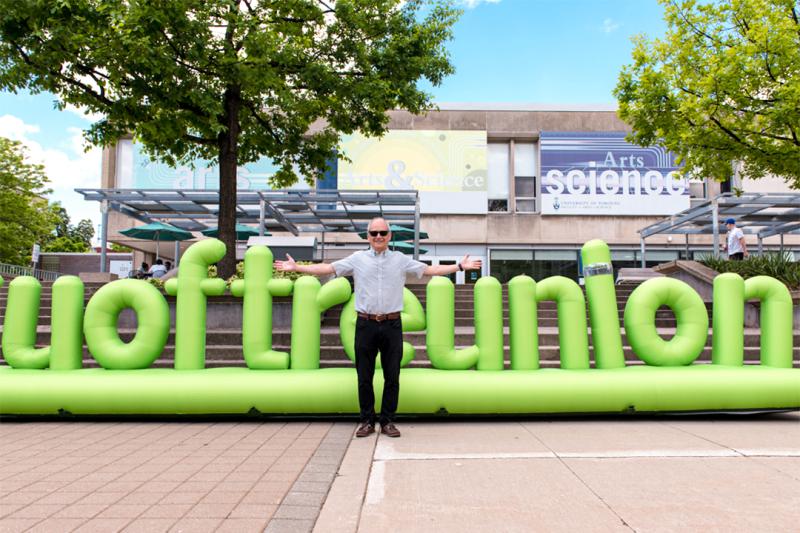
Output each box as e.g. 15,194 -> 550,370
274,253 -> 297,272
459,254 -> 482,271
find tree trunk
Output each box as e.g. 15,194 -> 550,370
216,85 -> 241,279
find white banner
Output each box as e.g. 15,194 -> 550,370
540,132 -> 689,216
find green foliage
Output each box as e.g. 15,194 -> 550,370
0,137 -> 57,265
615,0 -> 800,186
146,277 -> 165,291
273,261 -> 314,282
40,203 -> 95,253
0,0 -> 460,276
208,259 -> 313,287
110,243 -> 132,252
698,253 -> 800,290
41,236 -> 90,253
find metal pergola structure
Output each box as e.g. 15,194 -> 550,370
76,188 -> 422,272
637,192 -> 800,267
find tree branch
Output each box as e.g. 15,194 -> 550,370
741,128 -> 800,146
317,0 -> 335,14
11,43 -> 115,108
242,100 -> 283,145
184,133 -> 216,146
158,28 -> 218,77
668,0 -> 731,48
710,116 -> 770,155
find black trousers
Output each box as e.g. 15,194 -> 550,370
354,317 -> 403,425
729,252 -> 744,260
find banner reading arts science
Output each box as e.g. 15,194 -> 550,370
540,132 -> 689,216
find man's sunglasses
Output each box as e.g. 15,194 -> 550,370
368,230 -> 389,237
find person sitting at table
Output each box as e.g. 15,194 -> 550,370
148,259 -> 167,279
134,262 -> 150,279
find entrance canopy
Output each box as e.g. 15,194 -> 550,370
77,188 -> 423,270
637,192 -> 800,266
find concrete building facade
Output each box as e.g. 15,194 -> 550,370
99,104 -> 798,283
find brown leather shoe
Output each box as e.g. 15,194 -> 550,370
381,423 -> 401,438
356,422 -> 375,438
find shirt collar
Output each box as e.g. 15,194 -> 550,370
369,247 -> 388,257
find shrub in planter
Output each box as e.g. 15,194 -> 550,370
698,252 -> 800,290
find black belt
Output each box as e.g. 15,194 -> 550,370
357,312 -> 401,322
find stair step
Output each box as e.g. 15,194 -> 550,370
16,328 -> 799,349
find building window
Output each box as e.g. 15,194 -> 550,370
487,142 -> 509,212
488,199 -> 509,211
688,179 -> 706,199
608,250 -> 680,276
40,256 -> 60,272
532,250 -> 579,280
490,249 -> 582,282
514,142 -> 537,213
514,176 -> 537,212
489,250 -> 532,283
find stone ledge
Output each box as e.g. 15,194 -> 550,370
78,272 -> 118,283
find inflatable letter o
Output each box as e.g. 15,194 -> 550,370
84,279 -> 169,369
624,278 -> 708,366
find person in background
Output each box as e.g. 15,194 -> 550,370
165,261 -> 172,272
723,218 -> 748,260
135,262 -> 150,279
148,259 -> 167,278
275,217 -> 481,438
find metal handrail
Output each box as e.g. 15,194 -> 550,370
0,263 -> 61,282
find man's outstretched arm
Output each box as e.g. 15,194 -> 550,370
274,254 -> 336,276
423,254 -> 482,276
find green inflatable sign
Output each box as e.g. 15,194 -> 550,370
0,239 -> 797,416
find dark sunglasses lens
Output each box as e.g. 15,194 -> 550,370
369,231 -> 388,237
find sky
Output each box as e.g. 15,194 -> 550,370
0,0 -> 667,239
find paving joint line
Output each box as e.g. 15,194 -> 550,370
518,422 -> 637,532
353,432 -> 379,533
265,421 -> 354,533
661,419 -> 800,484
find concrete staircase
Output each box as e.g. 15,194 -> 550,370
1,280 -> 798,369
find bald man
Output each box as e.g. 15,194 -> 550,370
275,217 -> 481,438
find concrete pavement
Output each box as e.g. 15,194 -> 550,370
316,412 -> 800,533
1,413 -> 798,532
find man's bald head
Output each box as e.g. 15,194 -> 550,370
368,217 -> 389,231
366,217 -> 390,253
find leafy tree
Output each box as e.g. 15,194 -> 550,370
110,243 -> 132,253
41,235 -> 91,253
0,0 -> 459,276
0,137 -> 57,265
40,203 -> 95,252
615,0 -> 800,187
72,219 -> 95,248
50,204 -> 70,239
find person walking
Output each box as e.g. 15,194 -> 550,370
274,217 -> 481,438
723,218 -> 748,260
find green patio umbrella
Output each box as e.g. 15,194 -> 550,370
358,224 -> 429,241
120,221 -> 193,260
201,223 -> 268,240
388,241 -> 428,255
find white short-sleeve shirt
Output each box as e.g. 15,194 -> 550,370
727,227 -> 744,255
148,264 -> 167,278
332,249 -> 426,314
